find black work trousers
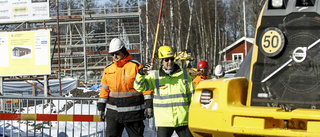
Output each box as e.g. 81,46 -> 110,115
157,126 -> 193,137
106,117 -> 145,137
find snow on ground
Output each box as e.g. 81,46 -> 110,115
0,88 -> 179,137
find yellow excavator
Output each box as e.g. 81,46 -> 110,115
174,51 -> 197,79
189,0 -> 320,136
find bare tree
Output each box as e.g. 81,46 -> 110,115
139,0 -> 261,67
185,0 -> 193,51
247,0 -> 265,37
170,0 -> 176,51
213,0 -> 218,67
176,1 -> 182,52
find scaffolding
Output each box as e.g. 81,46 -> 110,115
1,0 -> 144,85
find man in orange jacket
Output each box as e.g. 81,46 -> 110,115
97,38 -> 152,137
192,60 -> 209,88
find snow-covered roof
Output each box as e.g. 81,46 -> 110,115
219,37 -> 254,54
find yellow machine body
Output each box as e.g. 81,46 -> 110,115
189,0 -> 320,136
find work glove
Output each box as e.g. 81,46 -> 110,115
138,63 -> 153,75
99,111 -> 106,121
144,99 -> 153,118
144,108 -> 153,119
97,101 -> 107,121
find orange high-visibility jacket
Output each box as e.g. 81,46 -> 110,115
192,75 -> 207,89
99,54 -> 151,122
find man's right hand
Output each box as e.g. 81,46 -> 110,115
99,111 -> 105,121
139,63 -> 153,75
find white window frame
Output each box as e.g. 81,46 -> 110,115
232,53 -> 244,62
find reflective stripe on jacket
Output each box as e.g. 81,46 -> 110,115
99,54 -> 148,122
134,64 -> 195,127
192,75 -> 207,88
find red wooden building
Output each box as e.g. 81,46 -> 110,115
219,37 -> 254,73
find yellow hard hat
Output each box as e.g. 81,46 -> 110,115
158,46 -> 174,59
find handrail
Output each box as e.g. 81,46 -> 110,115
0,96 -> 97,100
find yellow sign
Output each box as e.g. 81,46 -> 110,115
0,30 -> 51,76
260,27 -> 285,57
13,7 -> 28,13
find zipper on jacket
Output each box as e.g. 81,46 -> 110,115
123,69 -> 125,83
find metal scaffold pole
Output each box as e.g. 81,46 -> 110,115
56,0 -> 62,96
82,0 -> 88,87
0,77 -> 3,111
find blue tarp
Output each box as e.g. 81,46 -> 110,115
3,78 -> 77,97
89,84 -> 100,90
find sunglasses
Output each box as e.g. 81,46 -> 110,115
164,58 -> 174,62
111,52 -> 120,56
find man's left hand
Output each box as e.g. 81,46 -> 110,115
144,108 -> 153,119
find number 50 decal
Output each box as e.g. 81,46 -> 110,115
260,27 -> 285,57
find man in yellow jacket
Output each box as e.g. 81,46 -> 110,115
134,46 -> 194,137
97,38 -> 152,137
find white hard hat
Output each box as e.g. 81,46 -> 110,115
215,65 -> 224,77
109,38 -> 125,53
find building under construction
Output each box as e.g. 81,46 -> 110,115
1,0 -> 144,85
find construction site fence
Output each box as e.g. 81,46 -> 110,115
0,96 -> 106,137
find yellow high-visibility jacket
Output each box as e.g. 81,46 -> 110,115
134,64 -> 195,127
